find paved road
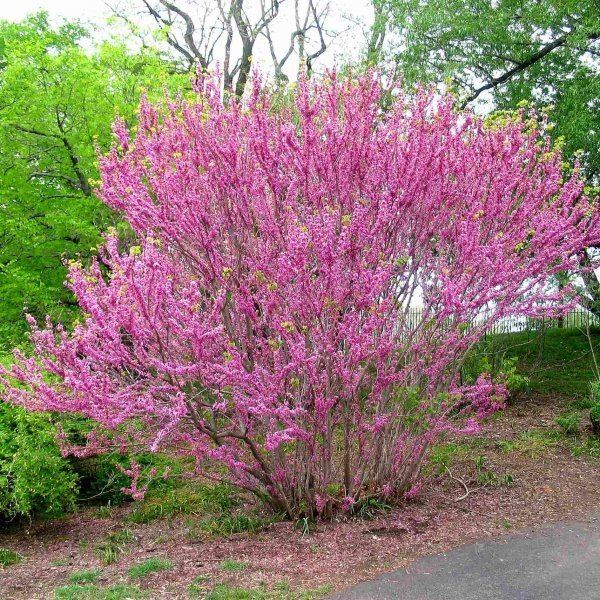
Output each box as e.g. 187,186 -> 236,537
329,517 -> 600,600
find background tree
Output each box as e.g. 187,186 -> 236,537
0,13 -> 186,346
373,0 -> 599,180
112,0 -> 332,96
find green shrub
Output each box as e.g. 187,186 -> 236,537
461,346 -> 529,398
0,399 -> 135,522
500,355 -> 530,397
69,447 -> 184,507
556,413 -> 580,436
0,402 -> 77,521
95,504 -> 114,519
591,403 -> 600,435
68,454 -> 129,506
0,395 -> 190,524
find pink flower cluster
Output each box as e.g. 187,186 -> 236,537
3,73 -> 598,518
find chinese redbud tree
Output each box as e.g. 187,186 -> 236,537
3,74 -> 598,518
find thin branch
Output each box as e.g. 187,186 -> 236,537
445,466 -> 482,502
305,0 -> 328,73
141,0 -> 195,67
158,0 -> 209,69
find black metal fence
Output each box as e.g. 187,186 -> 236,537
402,308 -> 600,336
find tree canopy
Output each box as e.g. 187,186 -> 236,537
0,13 -> 186,345
376,0 -> 599,180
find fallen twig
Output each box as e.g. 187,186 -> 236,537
445,466 -> 482,501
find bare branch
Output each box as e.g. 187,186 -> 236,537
132,0 -> 332,96
141,0 -> 195,67
305,0 -> 328,74
158,0 -> 209,69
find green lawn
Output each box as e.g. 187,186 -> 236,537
486,327 -> 600,398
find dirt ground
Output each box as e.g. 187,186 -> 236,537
1,394 -> 599,599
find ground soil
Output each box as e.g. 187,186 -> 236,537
1,393 -> 599,599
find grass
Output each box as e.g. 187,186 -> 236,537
460,328 -> 600,464
496,428 -> 561,457
570,437 -> 600,458
486,328 -> 600,398
569,396 -> 597,410
188,574 -> 212,596
128,481 -> 238,524
426,437 -> 497,475
495,425 -> 600,460
190,513 -> 276,539
93,529 -> 135,565
128,477 -> 273,543
473,455 -> 515,487
127,557 -> 174,579
54,584 -> 147,600
427,442 -> 471,474
51,558 -> 71,567
95,505 -> 114,519
220,559 -> 248,572
68,568 -> 101,584
555,413 -> 581,435
0,548 -> 22,567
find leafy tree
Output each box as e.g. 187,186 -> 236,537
3,75 -> 598,519
0,401 -> 78,521
0,13 -> 187,347
373,0 -> 599,180
0,17 -> 188,521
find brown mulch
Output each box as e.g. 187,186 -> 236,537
1,395 -> 599,599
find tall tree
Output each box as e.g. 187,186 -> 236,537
114,0 -> 332,96
0,13 -> 186,346
373,0 -> 599,180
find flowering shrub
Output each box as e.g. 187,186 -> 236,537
2,74 -> 598,518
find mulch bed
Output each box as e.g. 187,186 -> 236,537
1,395 -> 599,599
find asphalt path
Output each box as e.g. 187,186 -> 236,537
328,516 -> 600,599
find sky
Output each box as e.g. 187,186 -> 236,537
0,0 -> 374,76
1,0 -> 109,22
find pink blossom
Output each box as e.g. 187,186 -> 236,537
2,73 -> 599,518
